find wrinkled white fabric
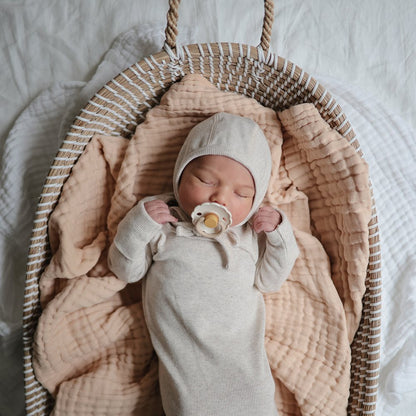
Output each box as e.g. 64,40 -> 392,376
1,1 -> 416,415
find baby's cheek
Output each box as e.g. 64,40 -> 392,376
231,201 -> 252,225
181,188 -> 208,215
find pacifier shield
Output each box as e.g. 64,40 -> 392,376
191,202 -> 232,238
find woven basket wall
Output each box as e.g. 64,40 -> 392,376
23,1 -> 382,415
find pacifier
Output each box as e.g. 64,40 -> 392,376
191,202 -> 232,238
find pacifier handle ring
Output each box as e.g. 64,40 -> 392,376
195,216 -> 224,237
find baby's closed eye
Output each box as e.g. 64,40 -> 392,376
235,188 -> 255,199
197,175 -> 216,185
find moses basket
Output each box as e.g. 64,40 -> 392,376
23,0 -> 382,414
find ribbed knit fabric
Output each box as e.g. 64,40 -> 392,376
108,195 -> 299,416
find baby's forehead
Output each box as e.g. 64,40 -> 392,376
187,155 -> 242,170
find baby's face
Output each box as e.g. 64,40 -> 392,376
178,155 -> 255,226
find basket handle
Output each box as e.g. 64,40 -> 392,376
164,0 -> 274,52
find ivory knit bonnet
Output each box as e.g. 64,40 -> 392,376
173,112 -> 272,225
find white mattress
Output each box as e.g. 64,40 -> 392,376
1,1 -> 415,415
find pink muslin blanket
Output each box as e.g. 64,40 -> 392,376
33,74 -> 372,415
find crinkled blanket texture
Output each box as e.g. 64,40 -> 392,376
33,74 -> 372,415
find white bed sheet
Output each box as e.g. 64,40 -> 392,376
1,1 -> 415,415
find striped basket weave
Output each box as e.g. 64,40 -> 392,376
23,0 -> 382,414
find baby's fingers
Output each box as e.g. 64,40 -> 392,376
253,217 -> 272,233
154,212 -> 178,224
144,200 -> 178,224
253,207 -> 281,233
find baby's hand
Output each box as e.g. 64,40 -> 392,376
253,206 -> 282,234
144,199 -> 178,224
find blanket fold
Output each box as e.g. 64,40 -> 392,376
33,74 -> 372,416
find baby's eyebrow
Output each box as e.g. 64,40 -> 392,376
193,166 -> 215,177
189,160 -> 208,170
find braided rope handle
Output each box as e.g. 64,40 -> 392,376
164,0 -> 274,52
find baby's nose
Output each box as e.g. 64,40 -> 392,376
210,191 -> 227,206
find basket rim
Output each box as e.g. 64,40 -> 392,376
22,40 -> 382,416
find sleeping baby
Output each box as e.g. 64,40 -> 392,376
108,112 -> 299,416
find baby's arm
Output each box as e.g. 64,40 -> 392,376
254,208 -> 299,293
108,198 -> 173,283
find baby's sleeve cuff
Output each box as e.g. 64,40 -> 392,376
113,197 -> 162,260
266,210 -> 293,244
